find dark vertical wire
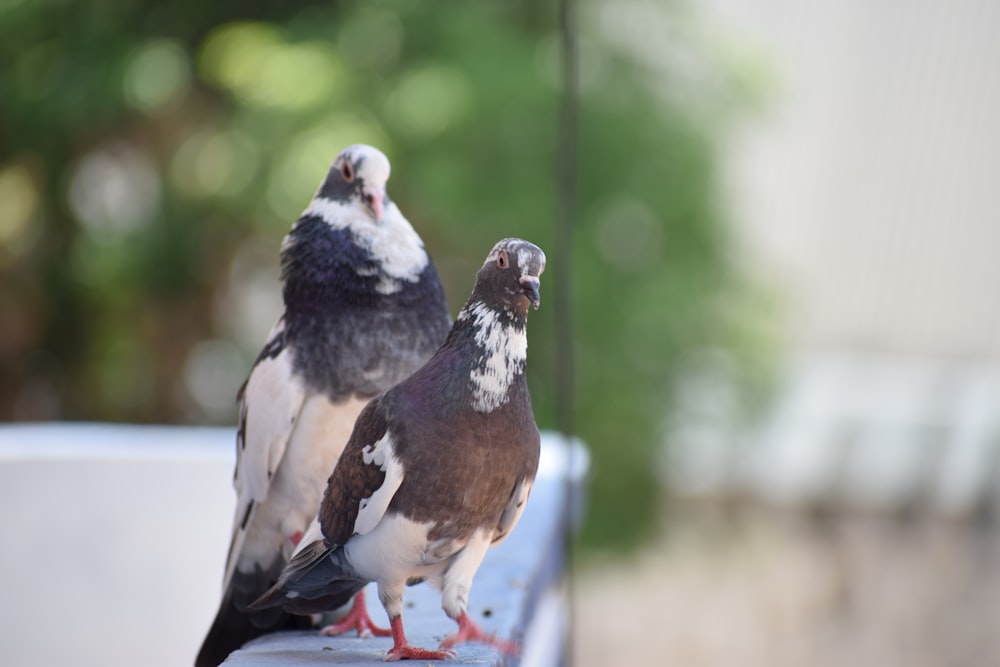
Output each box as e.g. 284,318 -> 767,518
555,0 -> 578,664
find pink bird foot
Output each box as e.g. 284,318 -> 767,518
384,616 -> 455,662
439,611 -> 518,655
319,589 -> 391,638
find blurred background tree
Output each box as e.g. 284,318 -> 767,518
0,0 -> 763,549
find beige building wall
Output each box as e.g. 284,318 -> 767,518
712,0 -> 1000,356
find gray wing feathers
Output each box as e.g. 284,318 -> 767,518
224,319 -> 307,591
492,477 -> 533,545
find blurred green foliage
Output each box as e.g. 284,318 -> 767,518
0,0 -> 759,549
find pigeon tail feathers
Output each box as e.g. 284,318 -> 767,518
250,539 -> 364,614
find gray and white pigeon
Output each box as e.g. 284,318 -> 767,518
250,238 -> 546,661
196,145 -> 452,667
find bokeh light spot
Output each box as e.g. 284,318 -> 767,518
123,39 -> 190,111
200,22 -> 281,94
181,339 -> 248,421
257,42 -> 342,110
214,240 -> 283,353
386,65 -> 470,139
171,129 -> 259,199
69,144 -> 161,237
0,162 -> 39,250
200,23 -> 341,111
595,196 -> 665,272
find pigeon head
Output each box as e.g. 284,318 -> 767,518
473,238 -> 546,313
282,144 -> 435,299
316,144 -> 392,223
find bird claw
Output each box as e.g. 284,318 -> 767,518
319,616 -> 391,638
439,612 -> 519,655
319,591 -> 391,637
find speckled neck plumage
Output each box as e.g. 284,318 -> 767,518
455,300 -> 528,413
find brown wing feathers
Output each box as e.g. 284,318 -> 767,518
320,399 -> 391,547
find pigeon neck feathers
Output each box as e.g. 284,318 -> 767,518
449,300 -> 528,413
424,238 -> 546,414
281,204 -> 429,307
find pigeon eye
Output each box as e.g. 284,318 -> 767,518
341,161 -> 355,182
496,252 -> 508,269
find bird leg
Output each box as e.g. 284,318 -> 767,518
439,611 -> 519,655
385,616 -> 456,662
319,589 -> 391,638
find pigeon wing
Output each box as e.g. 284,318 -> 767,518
319,396 -> 404,546
223,317 -> 307,591
492,476 -> 534,546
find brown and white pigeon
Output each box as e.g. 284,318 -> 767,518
250,238 -> 545,661
195,145 -> 452,667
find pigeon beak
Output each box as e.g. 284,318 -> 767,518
519,275 -> 541,310
362,186 -> 385,222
